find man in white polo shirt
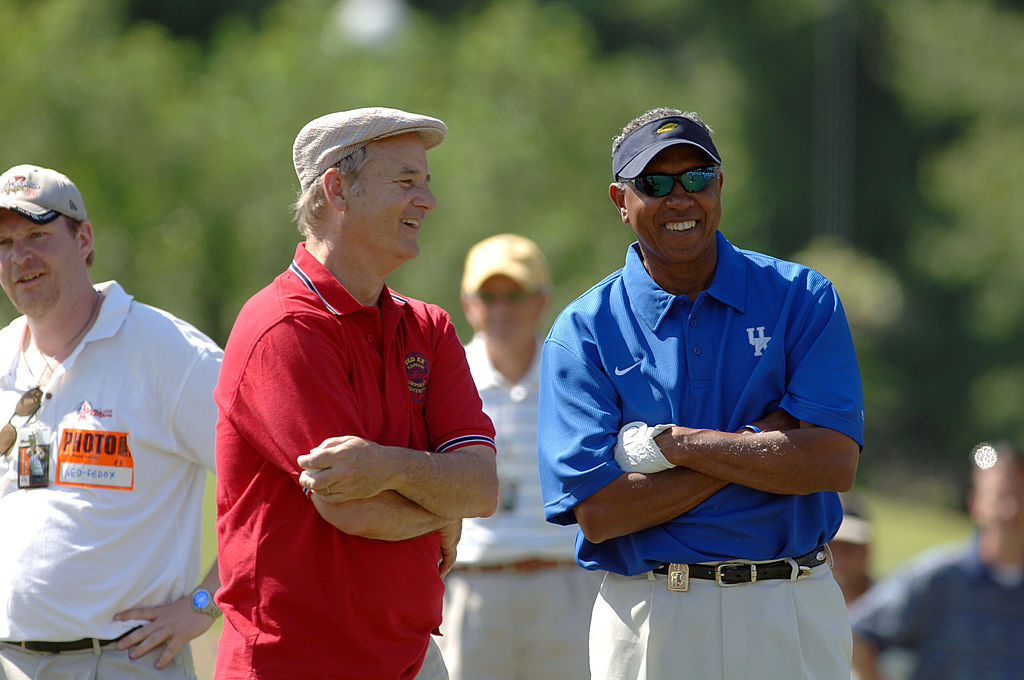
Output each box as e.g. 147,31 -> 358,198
0,164 -> 222,679
439,234 -> 600,680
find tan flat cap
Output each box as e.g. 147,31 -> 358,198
292,107 -> 447,190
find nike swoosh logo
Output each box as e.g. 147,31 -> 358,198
614,360 -> 642,376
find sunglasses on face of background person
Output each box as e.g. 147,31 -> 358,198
629,166 -> 720,198
475,290 -> 538,305
0,387 -> 44,457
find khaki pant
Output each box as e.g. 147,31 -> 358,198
439,564 -> 601,680
414,638 -> 449,680
590,564 -> 851,680
0,641 -> 195,680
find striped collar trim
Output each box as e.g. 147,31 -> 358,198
290,260 -> 408,313
289,261 -> 340,316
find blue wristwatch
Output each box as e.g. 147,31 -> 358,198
190,587 -> 223,619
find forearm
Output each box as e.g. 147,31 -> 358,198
311,490 -> 451,540
384,444 -> 498,519
656,424 -> 858,494
197,559 -> 220,592
574,466 -> 728,544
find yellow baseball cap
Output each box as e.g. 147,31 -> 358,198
461,233 -> 551,296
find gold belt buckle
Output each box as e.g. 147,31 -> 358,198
667,563 -> 689,592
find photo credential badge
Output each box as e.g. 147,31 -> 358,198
56,427 -> 134,490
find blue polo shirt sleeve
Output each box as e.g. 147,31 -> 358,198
537,325 -> 623,527
776,271 -> 864,447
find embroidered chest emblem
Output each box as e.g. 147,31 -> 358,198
75,400 -> 113,420
746,326 -> 771,357
404,352 -> 430,403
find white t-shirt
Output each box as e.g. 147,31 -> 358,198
456,333 -> 577,565
0,281 -> 222,641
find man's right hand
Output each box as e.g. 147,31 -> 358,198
614,421 -> 677,473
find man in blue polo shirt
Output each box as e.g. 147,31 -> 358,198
537,107 -> 864,680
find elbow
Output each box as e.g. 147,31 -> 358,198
473,488 -> 499,518
468,474 -> 500,518
468,451 -> 500,518
834,473 -> 856,493
832,442 -> 860,492
574,504 -> 616,544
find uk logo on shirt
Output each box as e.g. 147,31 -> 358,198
746,326 -> 771,357
404,352 -> 430,403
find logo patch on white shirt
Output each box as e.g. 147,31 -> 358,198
76,400 -> 113,420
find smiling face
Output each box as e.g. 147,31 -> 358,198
340,132 -> 437,276
0,210 -> 93,320
609,144 -> 723,297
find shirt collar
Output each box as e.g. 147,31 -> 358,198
622,230 -> 747,331
289,243 -> 406,317
465,332 -> 541,390
1,280 -> 134,383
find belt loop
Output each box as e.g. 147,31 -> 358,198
92,638 -> 101,655
647,571 -> 655,582
785,558 -> 800,581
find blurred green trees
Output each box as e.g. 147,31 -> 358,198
2,0 -> 1022,498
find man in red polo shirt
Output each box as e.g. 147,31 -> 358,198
214,107 -> 498,680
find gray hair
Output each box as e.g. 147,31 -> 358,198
292,144 -> 369,237
611,108 -> 716,190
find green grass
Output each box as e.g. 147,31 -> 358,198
858,489 -> 974,577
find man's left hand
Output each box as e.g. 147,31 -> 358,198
113,598 -> 215,669
298,435 -> 394,502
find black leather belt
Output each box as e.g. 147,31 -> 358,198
652,546 -> 829,586
11,627 -> 136,654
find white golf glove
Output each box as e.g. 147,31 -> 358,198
614,421 -> 676,473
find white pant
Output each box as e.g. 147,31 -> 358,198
439,564 -> 601,680
0,641 -> 195,680
414,638 -> 449,680
590,564 -> 851,680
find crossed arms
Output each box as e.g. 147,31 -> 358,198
574,409 -> 859,544
296,436 -> 498,574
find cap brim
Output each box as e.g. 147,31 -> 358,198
1,203 -> 62,224
616,140 -> 722,180
373,125 -> 445,151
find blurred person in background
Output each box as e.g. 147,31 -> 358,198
830,491 -> 874,606
439,234 -> 600,680
850,441 -> 1024,680
0,164 -> 222,679
214,108 -> 498,680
